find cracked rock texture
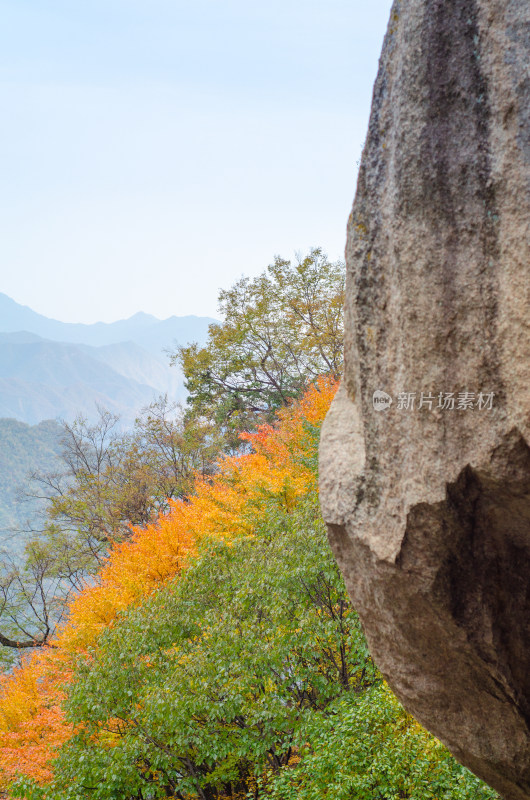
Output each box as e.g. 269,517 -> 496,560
319,1 -> 530,798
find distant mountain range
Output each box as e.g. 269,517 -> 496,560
0,293 -> 216,354
0,294 -> 217,426
0,294 -> 217,551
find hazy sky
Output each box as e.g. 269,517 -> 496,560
1,0 -> 393,323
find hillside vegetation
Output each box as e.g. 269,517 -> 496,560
0,307 -> 216,554
0,252 -> 499,799
0,381 -> 496,799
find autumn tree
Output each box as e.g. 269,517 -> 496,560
174,248 -> 345,441
25,498 -> 375,800
13,503 -> 497,800
0,247 -> 345,658
0,381 -> 499,800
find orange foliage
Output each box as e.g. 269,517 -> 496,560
0,650 -> 73,785
0,377 -> 337,790
56,513 -> 200,653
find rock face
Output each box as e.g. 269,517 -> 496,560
319,1 -> 530,798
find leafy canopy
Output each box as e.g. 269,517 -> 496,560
0,380 -> 498,800
0,248 -> 344,657
175,248 -> 345,440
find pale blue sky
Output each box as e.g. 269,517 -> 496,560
0,0 -> 393,322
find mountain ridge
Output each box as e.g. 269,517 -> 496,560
0,295 -> 217,554
0,293 -> 217,355
0,294 -> 217,425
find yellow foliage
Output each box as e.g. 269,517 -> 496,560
0,377 -> 338,788
0,649 -> 73,784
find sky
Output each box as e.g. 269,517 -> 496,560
0,0 -> 393,323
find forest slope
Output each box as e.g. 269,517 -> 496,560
0,381 -> 498,800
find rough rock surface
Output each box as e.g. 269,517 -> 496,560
319,1 -> 530,798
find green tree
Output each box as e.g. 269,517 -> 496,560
14,498 -> 378,800
175,248 -> 345,442
260,683 -> 498,800
15,499 -> 497,800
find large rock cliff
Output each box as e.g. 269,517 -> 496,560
319,1 -> 530,798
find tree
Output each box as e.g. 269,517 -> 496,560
0,382 -> 498,800
0,398 -> 223,655
9,493 -> 377,800
174,248 -> 345,441
0,542 -> 68,653
13,501 -> 497,800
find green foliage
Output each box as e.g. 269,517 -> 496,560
15,498 -> 498,800
175,249 -> 345,443
0,253 -> 500,800
259,686 -> 497,800
1,246 -> 344,656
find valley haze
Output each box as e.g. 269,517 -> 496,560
0,292 -> 216,426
